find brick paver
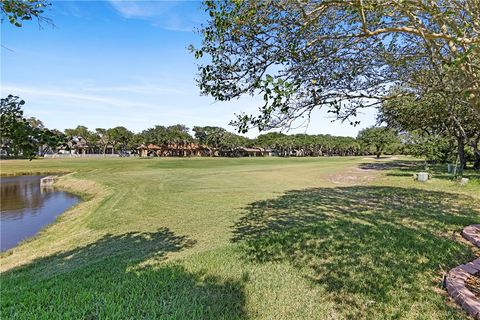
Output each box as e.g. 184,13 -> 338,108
446,225 -> 480,319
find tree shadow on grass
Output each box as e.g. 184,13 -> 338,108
358,160 -> 423,172
2,228 -> 246,319
358,160 -> 480,181
232,186 -> 479,318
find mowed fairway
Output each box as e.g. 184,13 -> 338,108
1,157 -> 479,319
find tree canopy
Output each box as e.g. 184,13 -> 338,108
0,95 -> 64,159
378,89 -> 480,168
357,126 -> 399,158
193,0 -> 480,132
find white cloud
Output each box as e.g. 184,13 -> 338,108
1,84 -> 375,137
108,0 -> 202,32
109,0 -> 179,19
1,85 -> 160,111
82,84 -> 189,95
0,84 -> 204,131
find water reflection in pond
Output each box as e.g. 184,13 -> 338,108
0,176 -> 79,252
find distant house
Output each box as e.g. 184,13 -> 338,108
234,147 -> 270,157
60,136 -> 90,154
137,144 -> 161,157
137,144 -> 278,158
137,143 -> 209,157
57,136 -> 114,155
264,148 -> 276,157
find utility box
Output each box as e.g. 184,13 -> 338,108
415,172 -> 429,182
447,164 -> 462,175
447,164 -> 454,173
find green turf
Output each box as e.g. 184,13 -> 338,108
0,156 -> 479,319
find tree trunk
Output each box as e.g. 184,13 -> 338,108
473,150 -> 480,170
457,136 -> 467,169
472,140 -> 480,170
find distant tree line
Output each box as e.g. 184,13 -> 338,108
56,124 -> 400,158
1,95 -> 406,159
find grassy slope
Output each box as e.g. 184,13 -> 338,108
0,157 -> 479,319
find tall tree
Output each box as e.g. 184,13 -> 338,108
26,117 -> 44,129
256,132 -> 286,149
193,0 -> 480,132
106,126 -> 134,153
357,126 -> 399,158
1,95 -> 31,157
0,95 -> 61,159
163,125 -> 191,156
193,126 -> 227,156
379,90 -> 480,168
140,125 -> 168,146
219,131 -> 248,153
64,125 -> 92,140
94,128 -> 109,155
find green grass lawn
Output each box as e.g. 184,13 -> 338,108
0,156 -> 479,319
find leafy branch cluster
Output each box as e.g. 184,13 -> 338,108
0,0 -> 51,27
0,95 -> 65,159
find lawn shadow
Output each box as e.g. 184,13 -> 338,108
232,186 -> 479,318
2,228 -> 246,319
358,160 -> 480,181
358,159 -> 423,172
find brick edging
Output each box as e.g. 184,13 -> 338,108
445,225 -> 480,319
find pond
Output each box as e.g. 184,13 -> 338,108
0,175 -> 79,252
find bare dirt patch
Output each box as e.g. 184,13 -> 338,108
327,166 -> 379,185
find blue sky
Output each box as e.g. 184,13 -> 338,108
1,0 -> 376,137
